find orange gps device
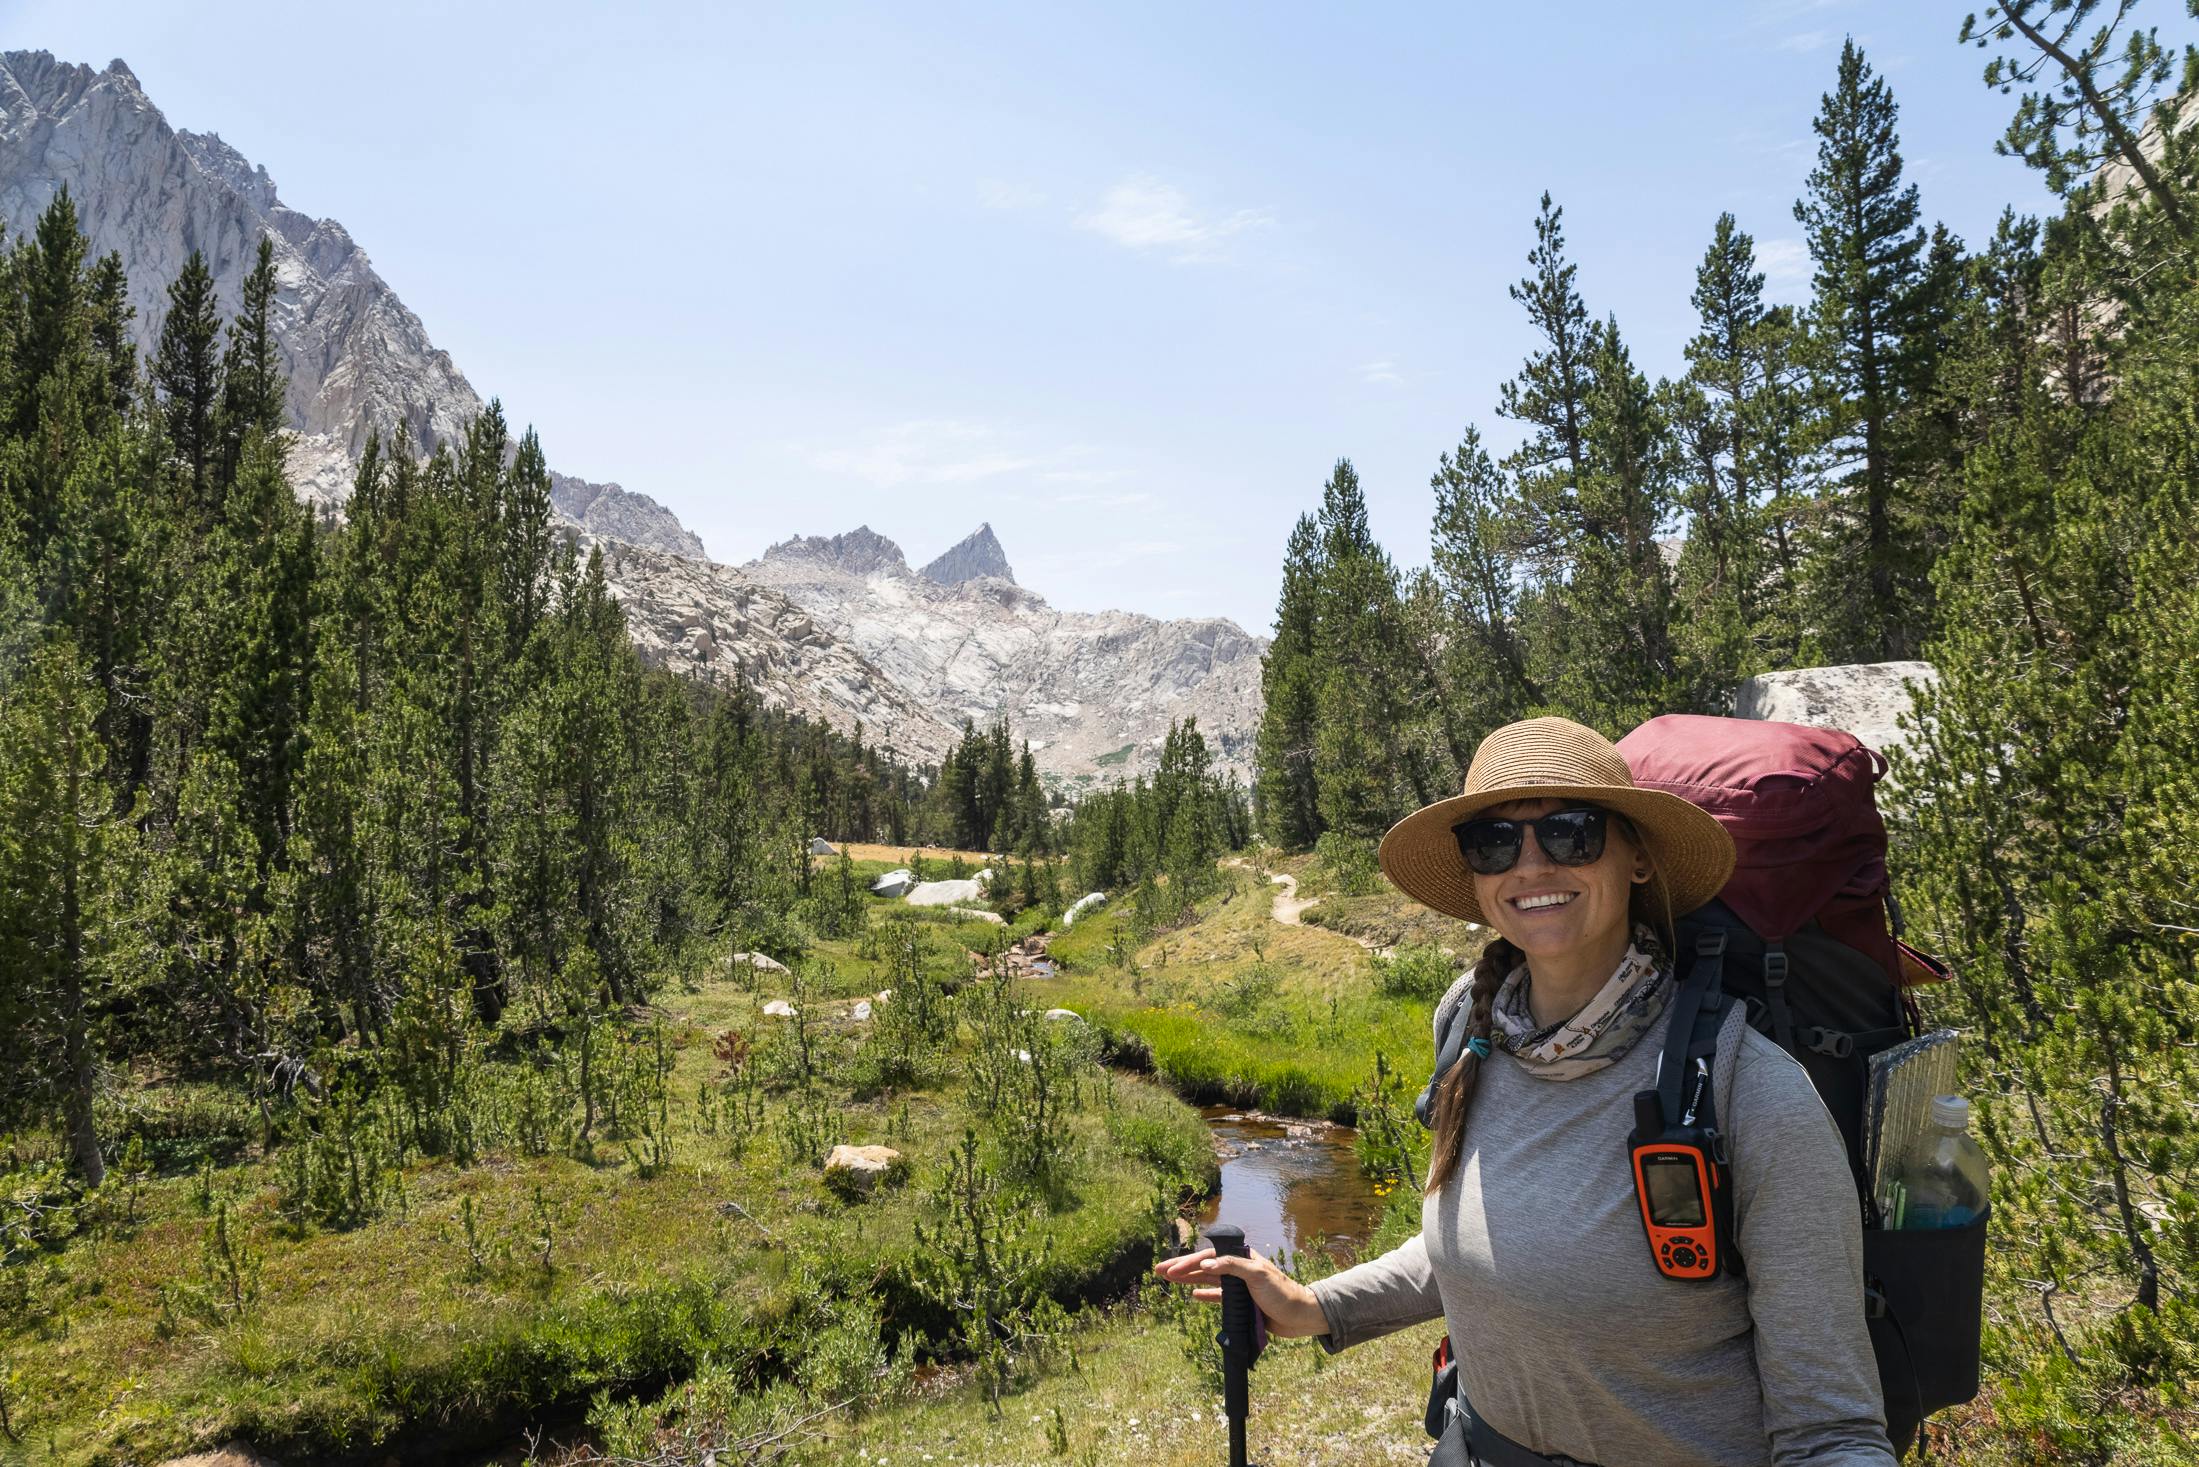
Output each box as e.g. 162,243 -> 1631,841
1630,1086 -> 1731,1282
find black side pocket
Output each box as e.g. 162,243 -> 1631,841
1425,1357 -> 1460,1439
1863,1205 -> 1988,1447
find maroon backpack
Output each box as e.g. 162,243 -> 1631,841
1617,713 -> 1972,1450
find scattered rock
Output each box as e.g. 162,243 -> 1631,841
983,933 -> 1055,980
1735,661 -> 1940,759
809,836 -> 838,856
761,1000 -> 797,1019
851,999 -> 873,1021
972,867 -> 994,887
1043,1008 -> 1084,1023
823,1144 -> 906,1198
869,868 -> 915,898
157,1449 -> 284,1467
1063,891 -> 1108,927
906,878 -> 983,906
876,989 -> 892,1002
729,951 -> 789,975
947,905 -> 1005,924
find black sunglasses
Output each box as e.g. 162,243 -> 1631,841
1452,807 -> 1610,875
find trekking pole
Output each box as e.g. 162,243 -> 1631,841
1204,1223 -> 1265,1467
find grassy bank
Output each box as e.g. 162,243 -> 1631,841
1037,860 -> 1477,1121
1,913 -> 1209,1467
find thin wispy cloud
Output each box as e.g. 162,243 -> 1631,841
804,421 -> 1143,501
1357,359 -> 1405,386
805,419 -> 1039,488
1075,174 -> 1274,264
1051,488 -> 1154,509
1757,238 -> 1813,292
976,177 -> 1047,211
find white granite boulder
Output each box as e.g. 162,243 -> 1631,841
906,878 -> 983,907
869,868 -> 915,898
729,950 -> 789,975
809,836 -> 839,856
761,999 -> 797,1019
851,999 -> 873,1021
1735,661 -> 1940,760
1063,891 -> 1109,927
1043,1008 -> 1084,1024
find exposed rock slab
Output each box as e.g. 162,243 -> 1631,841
1735,662 -> 1939,759
906,878 -> 983,907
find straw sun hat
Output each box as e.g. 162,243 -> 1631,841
1378,716 -> 1735,928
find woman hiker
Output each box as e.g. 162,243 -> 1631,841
1155,717 -> 1897,1466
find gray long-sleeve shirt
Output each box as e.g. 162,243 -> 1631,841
1311,991 -> 1897,1467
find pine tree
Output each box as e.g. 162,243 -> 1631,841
0,637 -> 145,1186
1497,192 -> 1600,564
216,235 -> 286,490
1424,425 -> 1537,753
1311,459 -> 1416,838
1794,39 -> 1940,660
1961,0 -> 2195,235
1527,319 -> 1682,732
1253,513 -> 1323,848
154,250 -> 224,515
85,251 -> 136,418
1671,215 -> 1771,701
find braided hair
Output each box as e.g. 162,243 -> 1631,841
1422,935 -> 1518,1195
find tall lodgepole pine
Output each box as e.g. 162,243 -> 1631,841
0,639 -> 145,1186
1498,192 -> 1600,563
154,249 -> 224,517
1794,38 -> 1940,661
217,235 -> 287,492
1425,425 -> 1537,751
1253,512 -> 1323,849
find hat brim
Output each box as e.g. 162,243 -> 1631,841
1377,784 -> 1736,928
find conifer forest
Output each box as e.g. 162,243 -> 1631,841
2,6 -> 2197,1466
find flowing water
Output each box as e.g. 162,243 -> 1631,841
1194,1106 -> 1385,1268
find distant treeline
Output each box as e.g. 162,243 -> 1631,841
1254,23 -> 2198,1449
0,201 -> 947,1190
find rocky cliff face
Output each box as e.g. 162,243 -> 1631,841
919,522 -> 1014,587
1,50 -> 1266,787
743,526 -> 1263,786
0,50 -> 698,559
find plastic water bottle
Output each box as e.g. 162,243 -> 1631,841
1894,1095 -> 1989,1229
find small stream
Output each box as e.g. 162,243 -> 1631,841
1194,1106 -> 1385,1267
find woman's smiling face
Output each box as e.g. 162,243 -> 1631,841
1470,797 -> 1645,966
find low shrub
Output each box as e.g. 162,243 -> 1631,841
1373,942 -> 1459,1001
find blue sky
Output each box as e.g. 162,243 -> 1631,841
5,0 -> 2132,632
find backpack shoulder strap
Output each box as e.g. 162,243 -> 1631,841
1661,927 -> 1749,1276
1417,971 -> 1479,1127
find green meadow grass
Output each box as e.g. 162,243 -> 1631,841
2,931 -> 1206,1467
1037,864 -> 1473,1121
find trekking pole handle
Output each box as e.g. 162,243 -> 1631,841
1205,1223 -> 1256,1467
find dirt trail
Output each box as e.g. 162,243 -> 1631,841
1266,871 -> 1321,926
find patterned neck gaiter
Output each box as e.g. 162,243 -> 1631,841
1489,924 -> 1673,1080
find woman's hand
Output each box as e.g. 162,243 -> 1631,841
1151,1245 -> 1330,1338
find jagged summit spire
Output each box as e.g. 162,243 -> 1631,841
920,522 -> 1014,587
